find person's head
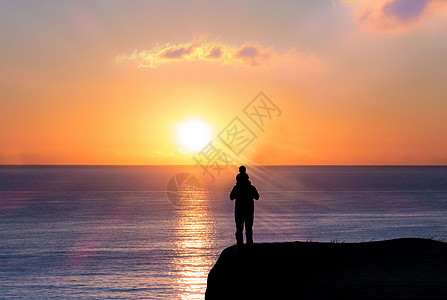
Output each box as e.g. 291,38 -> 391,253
239,165 -> 246,173
236,172 -> 249,183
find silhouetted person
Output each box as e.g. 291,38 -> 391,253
230,166 -> 259,247
235,165 -> 249,182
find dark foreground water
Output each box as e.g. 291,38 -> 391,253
1,165 -> 447,299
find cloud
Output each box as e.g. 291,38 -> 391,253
339,0 -> 447,31
161,45 -> 195,59
115,38 -> 322,69
206,47 -> 222,59
383,0 -> 431,21
235,45 -> 270,66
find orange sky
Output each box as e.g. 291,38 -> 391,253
1,0 -> 447,165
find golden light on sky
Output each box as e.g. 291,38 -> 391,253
177,119 -> 212,152
1,0 -> 447,165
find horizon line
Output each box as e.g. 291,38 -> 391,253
1,164 -> 447,167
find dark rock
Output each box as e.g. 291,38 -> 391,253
206,238 -> 447,299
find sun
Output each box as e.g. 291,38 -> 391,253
177,119 -> 211,151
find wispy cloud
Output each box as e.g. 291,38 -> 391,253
339,0 -> 447,31
115,38 -> 322,69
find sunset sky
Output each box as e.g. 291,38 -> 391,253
1,0 -> 447,165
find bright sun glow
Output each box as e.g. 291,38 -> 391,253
177,119 -> 211,151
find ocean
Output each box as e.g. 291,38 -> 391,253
1,165 -> 447,299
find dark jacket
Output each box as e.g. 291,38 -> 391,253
230,180 -> 259,211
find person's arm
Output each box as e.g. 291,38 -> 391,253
252,185 -> 260,200
230,185 -> 238,200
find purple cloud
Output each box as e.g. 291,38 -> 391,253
207,47 -> 222,58
383,0 -> 431,21
115,38 -> 321,69
234,46 -> 270,66
344,0 -> 447,31
235,46 -> 259,58
162,46 -> 194,58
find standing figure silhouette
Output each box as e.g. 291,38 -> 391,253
230,166 -> 259,247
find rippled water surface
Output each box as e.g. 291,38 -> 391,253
1,166 -> 447,298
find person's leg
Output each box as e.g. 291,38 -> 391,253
245,211 -> 254,245
235,210 -> 244,246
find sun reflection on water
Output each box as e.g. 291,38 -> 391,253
170,190 -> 218,299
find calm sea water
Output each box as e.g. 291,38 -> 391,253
1,165 -> 447,299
